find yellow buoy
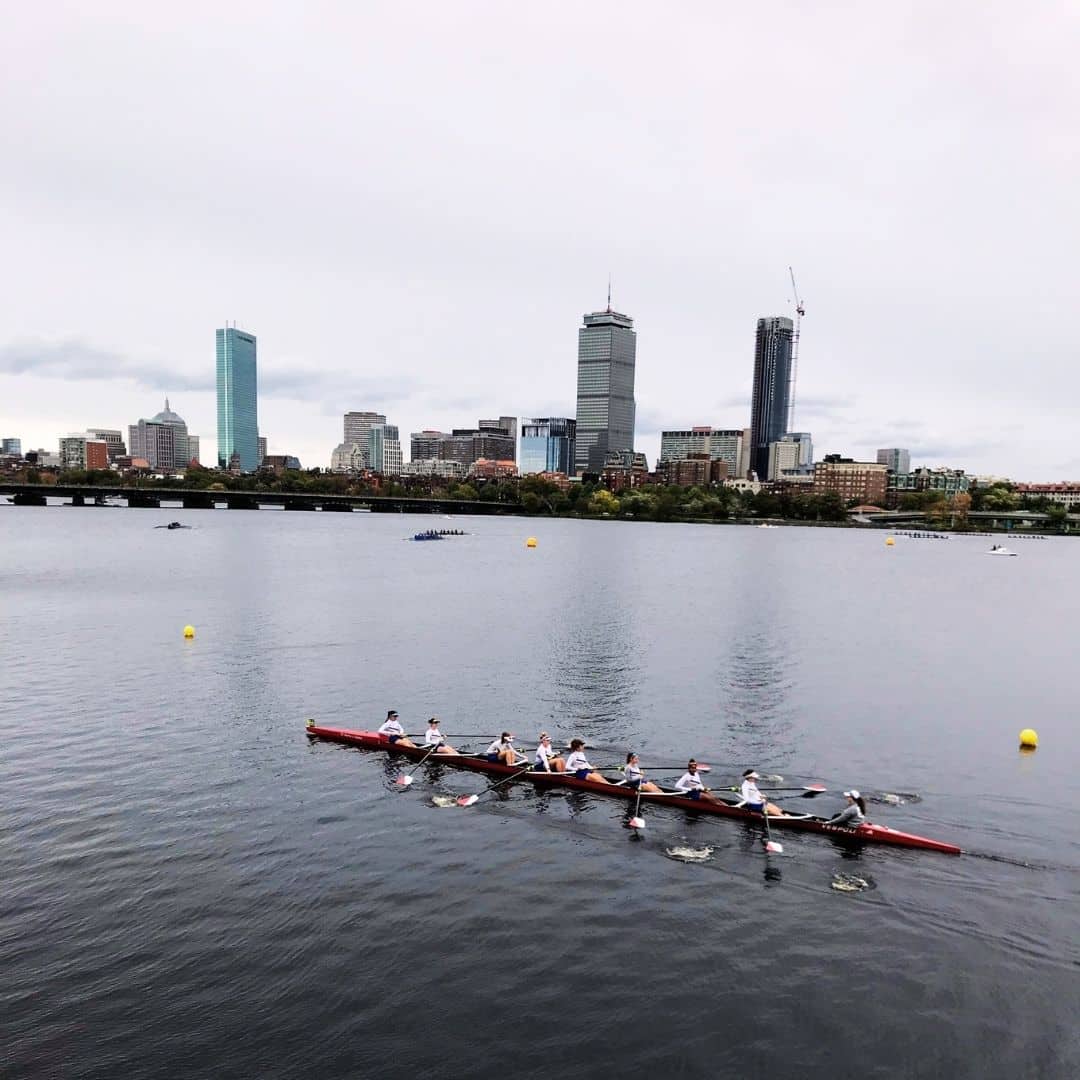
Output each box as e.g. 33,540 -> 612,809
526,537 -> 537,548
1018,728 -> 1038,749
183,625 -> 195,639
885,537 -> 895,546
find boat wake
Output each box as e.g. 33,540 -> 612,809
831,872 -> 875,893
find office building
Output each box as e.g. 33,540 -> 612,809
877,448 -> 911,474
399,459 -> 468,479
2,438 -> 23,456
216,326 -> 259,472
767,432 -> 814,480
1013,483 -> 1080,509
59,434 -> 109,471
575,302 -> 637,474
887,468 -> 970,507
86,429 -> 127,462
410,430 -> 446,461
659,427 -> 746,476
440,427 -> 516,467
257,436 -> 267,467
187,435 -> 200,465
520,418 -> 576,475
478,417 -> 518,460
129,400 -> 192,473
813,455 -> 889,505
749,316 -> 794,480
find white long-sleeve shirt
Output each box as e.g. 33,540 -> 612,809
379,718 -> 404,737
487,738 -> 513,755
741,779 -> 764,805
535,744 -> 557,770
676,771 -> 705,792
624,762 -> 644,784
423,726 -> 444,747
565,750 -> 594,773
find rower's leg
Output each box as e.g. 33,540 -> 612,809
765,802 -> 783,816
642,781 -> 662,793
551,758 -> 566,772
586,771 -> 609,784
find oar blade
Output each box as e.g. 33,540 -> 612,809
629,815 -> 646,830
764,839 -> 784,854
801,784 -> 826,797
457,794 -> 479,807
394,775 -> 413,787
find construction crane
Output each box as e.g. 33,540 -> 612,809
787,267 -> 804,432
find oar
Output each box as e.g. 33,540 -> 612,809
772,785 -> 828,800
597,762 -> 713,774
721,784 -> 825,798
762,805 -> 783,854
628,783 -> 645,831
456,763 -> 534,807
395,745 -> 440,787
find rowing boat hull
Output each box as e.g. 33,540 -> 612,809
306,724 -> 962,855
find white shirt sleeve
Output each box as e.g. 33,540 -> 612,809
675,772 -> 703,791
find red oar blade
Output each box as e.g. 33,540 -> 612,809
457,794 -> 479,807
629,815 -> 646,830
765,839 -> 784,854
395,775 -> 413,787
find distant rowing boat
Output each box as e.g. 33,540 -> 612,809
306,723 -> 962,855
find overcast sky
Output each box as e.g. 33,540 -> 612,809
2,1 -> 1077,478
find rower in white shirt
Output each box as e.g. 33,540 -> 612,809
739,769 -> 782,816
534,732 -> 566,773
377,710 -> 416,748
623,751 -> 662,793
422,717 -> 459,755
564,739 -> 610,783
674,759 -> 721,803
486,732 -> 526,766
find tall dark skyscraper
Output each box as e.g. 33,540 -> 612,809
216,326 -> 259,471
574,302 -> 636,475
749,316 -> 793,481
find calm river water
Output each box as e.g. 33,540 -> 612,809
1,506 -> 1078,1079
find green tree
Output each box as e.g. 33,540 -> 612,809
587,489 -> 620,516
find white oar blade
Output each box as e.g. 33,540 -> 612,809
629,816 -> 646,830
765,840 -> 784,854
394,775 -> 412,787
457,794 -> 479,807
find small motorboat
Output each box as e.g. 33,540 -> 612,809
155,521 -> 191,530
986,545 -> 1017,556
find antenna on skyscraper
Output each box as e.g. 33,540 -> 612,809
607,274 -> 612,313
787,267 -> 804,431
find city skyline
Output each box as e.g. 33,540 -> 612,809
1,6 -> 1076,480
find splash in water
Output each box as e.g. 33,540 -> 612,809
831,872 -> 872,893
665,845 -> 714,862
431,795 -> 458,808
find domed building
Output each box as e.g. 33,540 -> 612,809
129,398 -> 199,473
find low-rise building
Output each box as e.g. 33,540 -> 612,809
887,468 -> 970,506
660,427 -> 747,477
654,454 -> 728,487
59,434 -> 109,471
399,459 -> 468,480
1013,482 -> 1080,509
600,450 -> 650,492
469,458 -> 518,480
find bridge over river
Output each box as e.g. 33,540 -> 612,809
0,483 -> 511,516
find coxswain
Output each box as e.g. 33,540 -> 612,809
826,790 -> 868,828
674,759 -> 721,803
423,717 -> 459,755
378,710 -> 416,748
740,769 -> 783,816
534,732 -> 566,772
623,751 -> 662,793
486,732 -> 525,766
564,738 -> 610,783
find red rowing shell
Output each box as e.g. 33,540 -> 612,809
306,724 -> 962,856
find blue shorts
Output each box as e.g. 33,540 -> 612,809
744,802 -> 764,813
486,752 -> 501,763
574,768 -> 591,780
626,779 -> 641,790
685,788 -> 701,801
388,734 -> 402,744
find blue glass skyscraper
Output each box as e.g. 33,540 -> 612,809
521,418 -> 576,475
216,327 -> 259,471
